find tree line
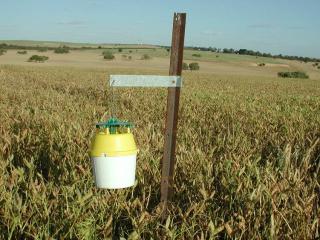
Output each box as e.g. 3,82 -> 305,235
2,42 -> 319,63
182,46 -> 320,63
0,43 -> 156,51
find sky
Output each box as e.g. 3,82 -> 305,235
1,0 -> 320,58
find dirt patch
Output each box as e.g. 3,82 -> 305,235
250,62 -> 290,68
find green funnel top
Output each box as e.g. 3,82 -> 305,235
96,118 -> 133,134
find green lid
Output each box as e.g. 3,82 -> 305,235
96,117 -> 133,134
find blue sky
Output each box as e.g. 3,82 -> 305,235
1,0 -> 320,57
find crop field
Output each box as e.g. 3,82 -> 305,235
0,52 -> 320,239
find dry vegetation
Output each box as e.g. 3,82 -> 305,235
0,65 -> 319,239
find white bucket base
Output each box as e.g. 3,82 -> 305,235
92,155 -> 136,189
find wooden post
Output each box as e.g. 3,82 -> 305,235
160,13 -> 186,215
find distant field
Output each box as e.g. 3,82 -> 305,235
1,47 -> 319,79
0,40 -> 158,49
116,47 -> 282,63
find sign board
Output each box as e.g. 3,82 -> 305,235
110,75 -> 182,88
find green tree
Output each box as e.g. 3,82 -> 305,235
103,51 -> 115,60
182,62 -> 189,70
278,71 -> 309,79
141,54 -> 151,60
28,55 -> 49,62
0,49 -> 7,55
54,46 -> 69,54
189,62 -> 200,71
223,48 -> 235,54
17,50 -> 27,54
38,48 -> 47,52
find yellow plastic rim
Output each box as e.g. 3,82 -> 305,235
90,132 -> 138,157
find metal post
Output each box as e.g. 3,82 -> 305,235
160,13 -> 186,216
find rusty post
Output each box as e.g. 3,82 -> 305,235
160,13 -> 186,216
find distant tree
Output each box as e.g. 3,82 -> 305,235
211,47 -> 217,52
38,48 -> 47,52
238,49 -> 248,55
278,71 -> 309,79
129,50 -> 132,53
189,62 -> 200,71
0,49 -> 6,56
192,53 -> 201,57
103,51 -> 115,60
54,46 -> 70,54
258,63 -> 265,67
28,55 -> 49,62
17,50 -> 27,54
118,48 -> 122,52
98,46 -> 102,49
223,48 -> 235,54
141,54 -> 151,60
182,62 -> 189,70
0,43 -> 8,48
262,53 -> 270,57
